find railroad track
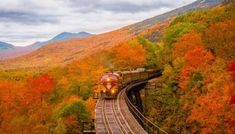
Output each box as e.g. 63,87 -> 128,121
95,89 -> 137,134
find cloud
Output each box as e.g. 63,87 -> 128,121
67,0 -> 177,13
0,0 -> 195,46
0,11 -> 58,25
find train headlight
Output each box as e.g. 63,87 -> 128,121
103,89 -> 106,93
111,89 -> 115,94
107,78 -> 111,82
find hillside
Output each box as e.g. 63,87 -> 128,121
0,0 -> 223,70
0,46 -> 39,61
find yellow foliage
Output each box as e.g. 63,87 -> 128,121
85,97 -> 96,119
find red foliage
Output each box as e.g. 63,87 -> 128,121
64,115 -> 78,126
229,60 -> 235,82
0,80 -> 10,103
28,73 -> 55,94
24,74 -> 55,105
231,95 -> 235,104
229,61 -> 235,71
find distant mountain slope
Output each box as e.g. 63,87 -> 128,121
0,32 -> 92,60
31,32 -> 93,47
131,0 -> 223,33
0,0 -> 224,70
0,46 -> 39,61
0,41 -> 15,50
52,32 -> 92,42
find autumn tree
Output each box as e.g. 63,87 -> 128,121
86,97 -> 96,119
204,19 -> 235,60
179,47 -> 214,91
185,58 -> 235,134
163,22 -> 206,46
25,73 -> 55,105
228,60 -> 235,133
112,39 -> 146,70
0,80 -> 26,133
172,31 -> 204,59
229,60 -> 235,82
138,37 -> 171,69
53,96 -> 89,133
187,85 -> 234,133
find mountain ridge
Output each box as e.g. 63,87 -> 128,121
0,32 -> 92,60
0,41 -> 15,49
31,31 -> 93,47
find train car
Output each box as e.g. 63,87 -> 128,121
99,69 -> 161,99
100,72 -> 120,99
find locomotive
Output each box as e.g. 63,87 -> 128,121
99,68 -> 161,99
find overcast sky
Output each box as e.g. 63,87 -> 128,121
0,0 -> 195,46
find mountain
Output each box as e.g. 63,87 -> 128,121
51,32 -> 92,42
0,32 -> 92,60
0,41 -> 15,50
0,0 -> 224,70
0,41 -> 39,60
31,32 -> 93,47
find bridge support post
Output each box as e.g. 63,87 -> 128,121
134,90 -> 143,113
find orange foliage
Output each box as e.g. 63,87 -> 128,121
187,86 -> 235,134
173,31 -> 204,58
178,66 -> 194,91
67,55 -> 107,84
0,80 -> 26,133
0,74 -> 55,133
0,80 -> 11,103
179,47 -> 214,91
86,97 -> 96,119
184,47 -> 214,68
229,60 -> 235,82
205,19 -> 235,60
112,40 -> 146,69
0,80 -> 25,110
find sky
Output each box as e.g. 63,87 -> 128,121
0,0 -> 195,46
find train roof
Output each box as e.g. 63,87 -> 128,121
100,73 -> 119,82
121,70 -> 145,74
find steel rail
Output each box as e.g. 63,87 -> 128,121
102,100 -> 112,134
111,99 -> 128,134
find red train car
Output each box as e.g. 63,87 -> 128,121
100,73 -> 120,98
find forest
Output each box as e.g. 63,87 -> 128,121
0,2 -> 235,134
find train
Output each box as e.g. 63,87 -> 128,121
99,68 -> 161,99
